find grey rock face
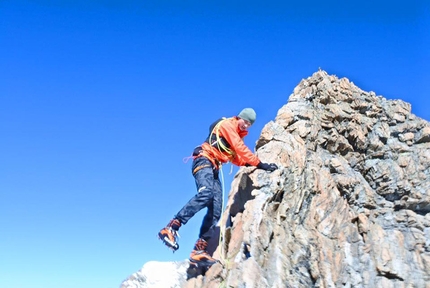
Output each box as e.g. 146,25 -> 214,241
123,71 -> 430,288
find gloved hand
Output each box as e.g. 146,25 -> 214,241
257,162 -> 278,172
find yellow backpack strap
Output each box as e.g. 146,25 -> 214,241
209,117 -> 235,159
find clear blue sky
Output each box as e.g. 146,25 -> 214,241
1,1 -> 428,287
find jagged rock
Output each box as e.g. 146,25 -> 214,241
122,70 -> 430,288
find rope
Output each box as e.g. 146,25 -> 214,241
209,118 -> 231,265
218,164 -> 226,263
182,155 -> 194,163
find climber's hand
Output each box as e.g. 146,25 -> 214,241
257,162 -> 278,172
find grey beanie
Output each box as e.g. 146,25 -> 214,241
238,108 -> 256,124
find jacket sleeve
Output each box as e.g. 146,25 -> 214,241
219,119 -> 260,166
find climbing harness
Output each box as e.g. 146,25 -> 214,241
192,164 -> 212,175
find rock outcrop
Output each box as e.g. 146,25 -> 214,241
122,70 -> 430,288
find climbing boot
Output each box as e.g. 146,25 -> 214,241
158,219 -> 181,251
189,238 -> 218,268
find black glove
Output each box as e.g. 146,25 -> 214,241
257,162 -> 278,172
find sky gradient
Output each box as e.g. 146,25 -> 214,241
1,1 -> 429,287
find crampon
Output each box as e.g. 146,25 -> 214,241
186,239 -> 219,278
187,253 -> 220,279
158,227 -> 180,252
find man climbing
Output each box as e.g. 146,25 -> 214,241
158,108 -> 278,270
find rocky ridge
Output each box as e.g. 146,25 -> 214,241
122,70 -> 430,288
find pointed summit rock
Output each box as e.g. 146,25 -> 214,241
123,70 -> 430,288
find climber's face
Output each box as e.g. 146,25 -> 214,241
238,118 -> 252,131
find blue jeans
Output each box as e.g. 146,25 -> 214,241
175,156 -> 222,241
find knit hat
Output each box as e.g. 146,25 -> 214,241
238,108 -> 256,124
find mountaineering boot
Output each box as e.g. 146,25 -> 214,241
158,219 -> 181,251
189,238 -> 218,269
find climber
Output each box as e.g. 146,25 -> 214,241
158,108 -> 278,269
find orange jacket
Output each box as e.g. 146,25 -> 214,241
200,117 -> 260,168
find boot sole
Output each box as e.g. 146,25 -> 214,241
157,233 -> 179,251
